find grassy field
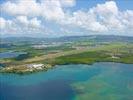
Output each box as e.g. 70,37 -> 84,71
52,51 -> 133,65
46,43 -> 133,65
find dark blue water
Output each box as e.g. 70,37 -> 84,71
0,51 -> 26,59
0,62 -> 133,100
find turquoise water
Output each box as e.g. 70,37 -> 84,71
0,62 -> 133,100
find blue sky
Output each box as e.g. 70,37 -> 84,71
1,0 -> 133,10
0,0 -> 133,37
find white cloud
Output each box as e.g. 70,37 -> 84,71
91,1 -> 124,31
16,16 -> 29,26
0,17 -> 13,30
30,17 -> 41,28
121,10 -> 133,29
15,16 -> 41,28
93,1 -> 118,16
59,8 -> 108,32
0,0 -> 67,21
1,0 -> 40,17
0,16 -> 52,35
59,1 -> 133,33
0,0 -> 133,36
0,17 -> 6,29
41,0 -> 65,20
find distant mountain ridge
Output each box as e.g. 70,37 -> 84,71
1,35 -> 133,43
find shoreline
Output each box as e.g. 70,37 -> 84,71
0,43 -> 133,74
0,61 -> 133,74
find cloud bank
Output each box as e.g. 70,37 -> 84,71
0,0 -> 133,36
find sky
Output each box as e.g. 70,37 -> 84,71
0,0 -> 133,37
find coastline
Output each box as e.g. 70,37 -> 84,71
1,44 -> 133,74
0,60 -> 133,74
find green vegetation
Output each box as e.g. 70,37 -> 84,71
49,51 -> 133,65
46,43 -> 133,65
0,36 -> 133,74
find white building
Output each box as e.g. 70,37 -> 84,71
27,64 -> 44,69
